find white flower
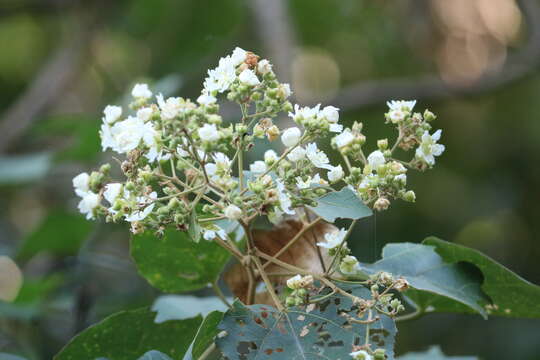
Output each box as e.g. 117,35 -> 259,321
125,192 -> 157,222
327,165 -> 344,183
264,149 -> 278,163
224,204 -> 242,220
350,350 -> 372,360
333,129 -> 354,149
367,150 -> 385,169
415,129 -> 445,166
156,94 -> 182,120
204,163 -> 217,176
329,123 -> 343,133
317,228 -> 347,249
276,179 -> 295,215
257,59 -> 272,74
103,183 -> 123,205
131,83 -> 152,99
203,228 -> 227,241
109,116 -> 157,154
238,69 -> 260,86
320,105 -> 339,123
199,124 -> 220,142
249,160 -> 266,173
197,92 -> 217,106
231,47 -> 247,66
340,255 -> 360,275
295,176 -> 311,189
278,83 -> 292,98
288,104 -> 320,123
394,173 -> 407,185
213,152 -> 231,169
137,107 -> 153,122
204,56 -> 236,93
103,105 -> 122,124
100,123 -> 115,151
286,274 -> 313,290
387,109 -> 406,123
73,172 -> 90,197
287,146 -> 306,162
281,127 -> 302,147
286,274 -> 303,289
77,191 -> 100,220
386,100 -> 416,112
306,143 -> 332,169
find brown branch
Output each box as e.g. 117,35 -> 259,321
0,8 -> 98,153
332,0 -> 540,111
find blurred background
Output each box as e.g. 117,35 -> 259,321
0,0 -> 539,358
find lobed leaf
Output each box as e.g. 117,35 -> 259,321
419,237 -> 540,318
308,187 -> 372,222
217,285 -> 397,360
131,229 -> 230,293
357,242 -> 489,318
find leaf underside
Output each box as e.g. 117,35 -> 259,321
308,187 -> 373,222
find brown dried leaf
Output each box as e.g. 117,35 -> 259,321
224,219 -> 338,305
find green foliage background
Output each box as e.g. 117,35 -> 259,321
0,0 -> 539,359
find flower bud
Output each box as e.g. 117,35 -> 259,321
224,204 -> 242,220
394,278 -> 410,292
253,124 -> 265,138
100,163 -> 111,174
281,127 -> 302,147
374,348 -> 386,360
403,190 -> 416,202
377,138 -> 388,150
373,197 -> 390,211
424,109 -> 436,122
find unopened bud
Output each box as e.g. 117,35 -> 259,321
403,190 -> 416,202
377,138 -> 388,150
373,197 -> 390,211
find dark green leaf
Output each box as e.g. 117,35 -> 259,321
131,229 -> 230,293
397,346 -> 478,360
421,237 -> 540,318
217,285 -> 396,360
358,242 -> 489,318
137,350 -> 173,360
54,307 -> 201,360
308,187 -> 372,222
17,211 -> 94,262
191,311 -> 224,359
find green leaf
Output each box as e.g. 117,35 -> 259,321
397,346 -> 478,360
191,311 -> 224,359
421,237 -> 540,318
217,285 -> 397,360
308,187 -> 372,222
54,307 -> 202,360
357,242 -> 489,318
138,350 -> 173,360
131,229 -> 230,293
17,211 -> 94,262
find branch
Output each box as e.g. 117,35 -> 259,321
332,0 -> 540,111
0,8 -> 98,152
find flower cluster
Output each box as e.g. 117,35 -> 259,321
73,47 -> 444,240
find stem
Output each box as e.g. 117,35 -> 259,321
211,281 -> 231,309
390,126 -> 404,154
261,217 -> 323,269
251,254 -> 285,311
326,219 -> 358,275
198,343 -> 216,360
365,309 -> 372,346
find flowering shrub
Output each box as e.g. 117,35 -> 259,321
59,48 -> 540,360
